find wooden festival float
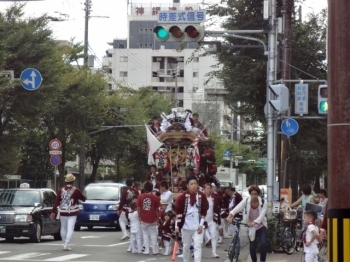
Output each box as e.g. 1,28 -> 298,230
150,113 -> 219,195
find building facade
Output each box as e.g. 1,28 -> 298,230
102,2 -> 230,134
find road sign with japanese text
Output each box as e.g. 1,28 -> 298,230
294,84 -> 308,114
157,10 -> 206,23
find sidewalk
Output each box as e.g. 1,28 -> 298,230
223,243 -> 303,262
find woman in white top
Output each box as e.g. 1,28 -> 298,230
226,185 -> 268,262
317,189 -> 328,216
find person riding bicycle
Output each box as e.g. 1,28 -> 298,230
226,185 -> 267,262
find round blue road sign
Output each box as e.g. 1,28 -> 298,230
50,155 -> 61,166
281,118 -> 299,136
20,68 -> 43,91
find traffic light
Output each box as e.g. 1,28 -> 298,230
269,84 -> 290,114
153,24 -> 205,42
318,85 -> 328,114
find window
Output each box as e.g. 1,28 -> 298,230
193,72 -> 199,77
43,190 -> 56,207
139,28 -> 144,34
149,29 -> 153,34
144,44 -> 148,48
120,56 -> 128,62
193,57 -> 199,62
119,71 -> 128,77
145,29 -> 148,34
150,44 -> 153,49
139,44 -> 143,48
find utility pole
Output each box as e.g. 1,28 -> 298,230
280,0 -> 293,189
266,0 -> 278,214
328,0 -> 350,261
83,0 -> 92,67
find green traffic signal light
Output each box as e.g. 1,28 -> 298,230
319,101 -> 328,113
154,26 -> 169,41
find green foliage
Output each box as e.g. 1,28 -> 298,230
207,1 -> 328,184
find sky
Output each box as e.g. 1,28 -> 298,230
0,0 -> 327,67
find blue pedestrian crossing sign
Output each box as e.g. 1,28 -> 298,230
20,68 -> 43,91
224,150 -> 231,157
281,118 -> 299,136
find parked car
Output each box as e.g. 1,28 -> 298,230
75,182 -> 124,231
0,188 -> 61,242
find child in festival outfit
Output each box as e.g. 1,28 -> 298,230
160,211 -> 174,255
303,210 -> 321,262
127,202 -> 142,254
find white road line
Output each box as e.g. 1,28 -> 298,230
4,252 -> 50,260
0,251 -> 10,255
44,254 -> 88,261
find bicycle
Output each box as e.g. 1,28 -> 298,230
279,207 -> 303,255
227,218 -> 248,262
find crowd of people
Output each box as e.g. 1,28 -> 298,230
115,164 -> 270,262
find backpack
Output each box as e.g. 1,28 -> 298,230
60,187 -> 76,210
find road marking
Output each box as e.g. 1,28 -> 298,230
81,235 -> 105,239
4,252 -> 50,260
0,252 -> 10,255
86,241 -> 130,247
44,254 -> 88,261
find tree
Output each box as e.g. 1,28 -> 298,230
86,87 -> 172,183
207,1 -> 328,187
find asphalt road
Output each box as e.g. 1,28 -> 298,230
0,227 -> 250,262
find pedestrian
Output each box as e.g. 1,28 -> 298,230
160,211 -> 173,256
226,185 -> 267,262
160,180 -> 173,212
117,178 -> 139,240
50,174 -> 86,251
137,181 -> 161,255
303,210 -> 321,262
203,183 -> 221,258
175,175 -> 209,262
128,202 -> 142,254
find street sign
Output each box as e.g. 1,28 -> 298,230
1,70 -> 14,80
294,84 -> 308,114
50,155 -> 61,166
4,175 -> 21,180
20,68 -> 43,91
223,150 -> 231,160
281,118 -> 299,136
157,10 -> 206,23
49,150 -> 62,155
49,139 -> 62,150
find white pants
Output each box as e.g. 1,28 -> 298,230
220,218 -> 229,236
205,222 -> 218,254
141,222 -> 158,254
130,231 -> 142,253
60,215 -> 77,248
182,229 -> 204,262
119,211 -> 129,238
304,252 -> 318,262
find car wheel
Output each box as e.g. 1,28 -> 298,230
30,222 -> 42,243
74,225 -> 81,231
53,229 -> 62,240
115,225 -> 121,231
87,226 -> 93,230
5,237 -> 14,242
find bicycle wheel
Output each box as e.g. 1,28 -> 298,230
281,226 -> 296,255
228,236 -> 239,262
233,238 -> 241,262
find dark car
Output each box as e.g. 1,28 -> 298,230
0,188 -> 61,242
75,182 -> 124,231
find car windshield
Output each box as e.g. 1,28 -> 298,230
85,186 -> 120,201
0,190 -> 41,207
